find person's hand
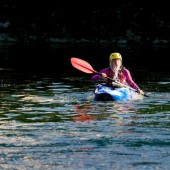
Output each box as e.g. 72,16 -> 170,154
138,89 -> 144,95
100,73 -> 107,79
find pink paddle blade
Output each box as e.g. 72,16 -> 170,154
70,57 -> 97,74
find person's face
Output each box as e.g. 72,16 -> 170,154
110,59 -> 121,69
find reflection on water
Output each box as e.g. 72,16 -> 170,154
0,72 -> 170,170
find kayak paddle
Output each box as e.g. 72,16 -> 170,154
70,57 -> 148,97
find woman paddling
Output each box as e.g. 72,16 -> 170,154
91,52 -> 144,95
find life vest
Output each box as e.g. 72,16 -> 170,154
106,66 -> 127,86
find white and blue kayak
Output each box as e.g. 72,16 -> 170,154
94,84 -> 144,101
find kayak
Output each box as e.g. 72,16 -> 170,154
94,84 -> 144,101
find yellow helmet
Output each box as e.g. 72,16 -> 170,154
109,52 -> 122,61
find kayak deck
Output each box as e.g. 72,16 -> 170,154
94,84 -> 143,101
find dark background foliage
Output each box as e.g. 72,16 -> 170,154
1,0 -> 170,44
0,0 -> 169,76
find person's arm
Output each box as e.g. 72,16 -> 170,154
91,68 -> 109,82
124,69 -> 144,95
91,74 -> 100,82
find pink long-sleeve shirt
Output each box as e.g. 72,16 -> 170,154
91,67 -> 140,91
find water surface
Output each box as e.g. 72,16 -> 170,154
0,71 -> 169,170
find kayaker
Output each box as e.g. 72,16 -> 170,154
91,52 -> 144,95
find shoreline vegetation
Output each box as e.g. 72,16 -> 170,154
0,33 -> 169,49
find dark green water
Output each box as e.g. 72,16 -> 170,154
0,70 -> 169,170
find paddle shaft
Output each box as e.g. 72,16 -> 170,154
97,72 -> 149,97
96,72 -> 137,91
